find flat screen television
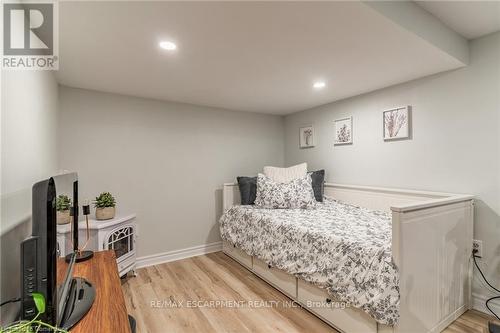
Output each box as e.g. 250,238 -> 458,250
20,172 -> 94,330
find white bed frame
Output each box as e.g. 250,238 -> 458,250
222,182 -> 474,333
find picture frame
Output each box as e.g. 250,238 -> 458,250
334,116 -> 352,145
383,106 -> 411,141
299,125 -> 315,148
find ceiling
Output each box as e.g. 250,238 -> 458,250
416,1 -> 500,40
57,1 -> 482,115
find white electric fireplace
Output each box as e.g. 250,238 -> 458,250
57,214 -> 137,277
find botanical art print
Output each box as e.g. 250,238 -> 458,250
383,106 -> 411,140
334,117 -> 352,145
299,126 -> 315,148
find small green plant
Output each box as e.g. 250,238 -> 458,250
55,195 -> 71,212
93,192 -> 116,208
0,293 -> 68,333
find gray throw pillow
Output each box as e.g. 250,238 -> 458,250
236,176 -> 257,205
309,170 -> 325,202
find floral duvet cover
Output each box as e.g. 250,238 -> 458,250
219,198 -> 399,326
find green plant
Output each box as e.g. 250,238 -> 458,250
55,195 -> 71,212
93,192 -> 116,208
0,293 -> 68,333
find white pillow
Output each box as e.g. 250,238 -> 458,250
255,173 -> 315,209
263,163 -> 307,183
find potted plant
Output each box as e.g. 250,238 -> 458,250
1,293 -> 68,332
56,194 -> 71,225
94,192 -> 116,220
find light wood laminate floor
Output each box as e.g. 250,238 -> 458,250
122,252 -> 499,333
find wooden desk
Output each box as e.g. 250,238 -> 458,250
57,251 -> 131,333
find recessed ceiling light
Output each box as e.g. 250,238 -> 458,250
313,81 -> 326,89
159,41 -> 177,51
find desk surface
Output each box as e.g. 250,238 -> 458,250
57,251 -> 131,333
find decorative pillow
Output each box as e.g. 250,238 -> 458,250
255,173 -> 315,209
263,163 -> 307,183
309,170 -> 325,202
236,176 -> 257,205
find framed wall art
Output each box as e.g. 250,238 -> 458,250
383,106 -> 411,141
299,126 -> 315,148
334,117 -> 352,145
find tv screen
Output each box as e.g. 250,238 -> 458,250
21,172 -> 79,327
53,173 -> 78,255
52,173 -> 78,326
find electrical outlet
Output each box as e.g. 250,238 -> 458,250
473,239 -> 483,257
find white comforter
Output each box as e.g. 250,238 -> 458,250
219,198 -> 400,326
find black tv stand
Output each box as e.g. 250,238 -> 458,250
57,251 -> 130,332
65,250 -> 94,263
60,277 -> 95,330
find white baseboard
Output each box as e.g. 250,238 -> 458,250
430,304 -> 467,333
136,241 -> 222,269
472,292 -> 500,317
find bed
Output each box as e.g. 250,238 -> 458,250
220,182 -> 474,333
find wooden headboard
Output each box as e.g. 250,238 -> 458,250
223,182 -> 470,213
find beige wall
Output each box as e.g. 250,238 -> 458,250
284,32 -> 500,308
58,87 -> 284,258
1,70 -> 59,323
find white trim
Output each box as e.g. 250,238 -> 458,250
225,181 -> 460,198
222,182 -> 473,213
136,241 -> 222,269
472,292 -> 500,317
327,183 -> 455,197
429,305 -> 467,333
57,214 -> 137,233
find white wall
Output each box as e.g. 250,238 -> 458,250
58,87 -> 284,258
284,32 -> 500,309
0,70 -> 59,324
